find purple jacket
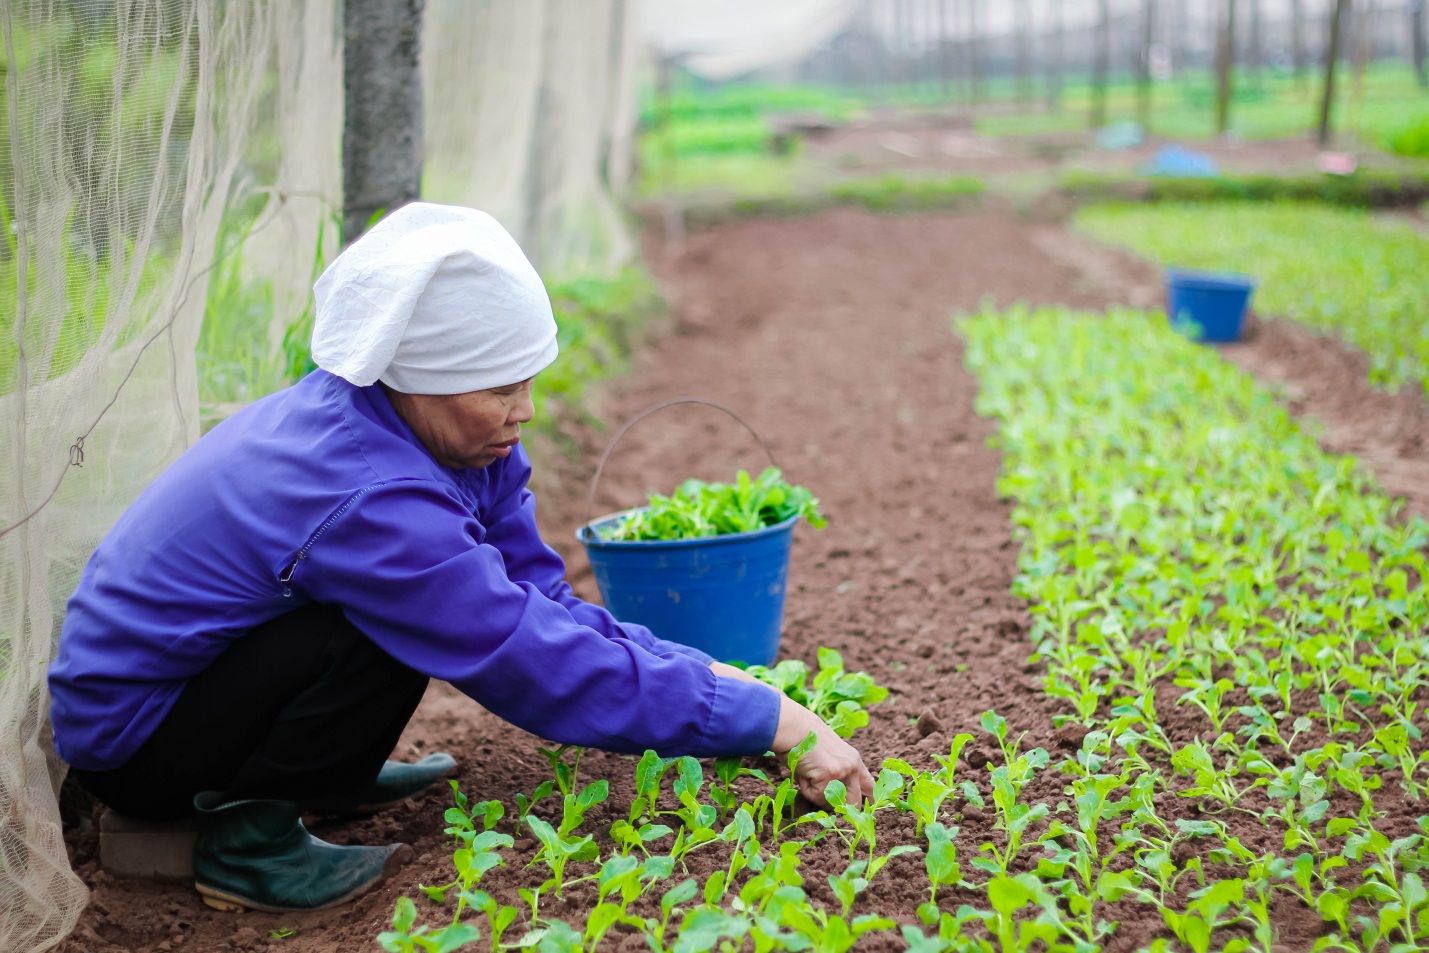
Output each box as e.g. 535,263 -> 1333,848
49,371 -> 781,772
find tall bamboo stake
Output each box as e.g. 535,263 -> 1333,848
1318,0 -> 1350,147
1215,0 -> 1238,136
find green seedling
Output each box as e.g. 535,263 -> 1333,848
737,840 -> 806,917
420,828 -> 513,912
1170,740 -> 1248,814
825,775 -> 921,879
704,805 -> 762,903
453,889 -> 519,952
743,650 -> 889,739
1270,852 -> 1351,937
919,822 -> 966,923
667,906 -> 750,953
827,860 -> 868,919
558,778 -> 609,839
970,873 -> 1064,953
377,897 -> 480,953
643,877 -> 697,952
629,749 -> 679,826
657,758 -> 722,859
525,814 -> 596,898
514,780 -> 555,838
710,756 -> 772,819
751,731 -> 821,844
1371,722 -> 1429,801
1161,879 -> 1251,953
972,745 -> 1050,877
605,467 -> 826,541
778,904 -> 895,953
538,744 -> 582,798
1035,771 -> 1151,943
1305,743 -> 1382,814
609,817 -> 675,857
582,902 -> 645,951
905,771 -> 957,839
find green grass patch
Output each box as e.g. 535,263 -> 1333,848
1075,201 -> 1429,395
532,266 -> 663,452
977,63 -> 1428,144
827,174 -> 985,213
1062,169 -> 1429,209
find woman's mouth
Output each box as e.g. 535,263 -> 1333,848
488,437 -> 520,457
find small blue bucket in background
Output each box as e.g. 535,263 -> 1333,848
578,512 -> 797,666
1165,268 -> 1257,343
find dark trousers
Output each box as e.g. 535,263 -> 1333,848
74,604 -> 429,822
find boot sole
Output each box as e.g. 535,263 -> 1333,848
196,843 -> 413,913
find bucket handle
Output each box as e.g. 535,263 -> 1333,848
584,397 -> 779,532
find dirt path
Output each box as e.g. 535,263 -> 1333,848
62,205 -> 1418,953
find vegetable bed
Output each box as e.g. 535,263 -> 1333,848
382,306 -> 1429,952
1074,203 -> 1429,397
961,305 -> 1429,952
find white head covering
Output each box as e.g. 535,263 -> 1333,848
311,203 -> 559,395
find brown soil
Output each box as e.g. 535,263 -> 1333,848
59,208 -> 1424,953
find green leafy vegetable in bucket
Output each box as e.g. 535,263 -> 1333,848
603,467 -> 826,541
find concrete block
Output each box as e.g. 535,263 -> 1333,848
99,808 -> 199,880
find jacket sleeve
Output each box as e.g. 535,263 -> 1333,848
479,449 -> 717,665
294,479 -> 781,757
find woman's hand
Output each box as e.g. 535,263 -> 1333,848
710,661 -> 875,809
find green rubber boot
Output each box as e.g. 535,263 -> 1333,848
353,752 -> 458,813
193,792 -> 411,913
302,752 -> 459,818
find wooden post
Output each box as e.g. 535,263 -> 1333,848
342,0 -> 424,244
1291,0 -> 1307,88
1413,0 -> 1427,88
1046,0 -> 1064,112
1091,0 -> 1110,128
1319,0 -> 1350,147
1172,0 -> 1189,75
938,0 -> 952,100
1247,0 -> 1263,88
967,0 -> 981,107
1139,0 -> 1157,129
1352,0 -> 1373,105
1014,0 -> 1032,102
1215,0 -> 1237,137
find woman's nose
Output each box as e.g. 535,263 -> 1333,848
511,392 -> 536,424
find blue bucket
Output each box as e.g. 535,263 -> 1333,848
577,511 -> 797,666
1165,268 -> 1257,343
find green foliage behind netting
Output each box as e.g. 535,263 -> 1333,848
532,266 -> 663,451
1386,113 -> 1429,158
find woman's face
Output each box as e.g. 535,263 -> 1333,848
383,379 -> 535,469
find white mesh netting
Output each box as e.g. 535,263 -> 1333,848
0,1 -> 641,948
1,1 -> 276,947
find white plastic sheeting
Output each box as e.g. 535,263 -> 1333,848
643,0 -> 862,79
423,0 -> 641,280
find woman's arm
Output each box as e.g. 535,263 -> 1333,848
297,480 -> 782,758
479,450 -> 717,664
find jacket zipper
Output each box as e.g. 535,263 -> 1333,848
279,483 -> 387,597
